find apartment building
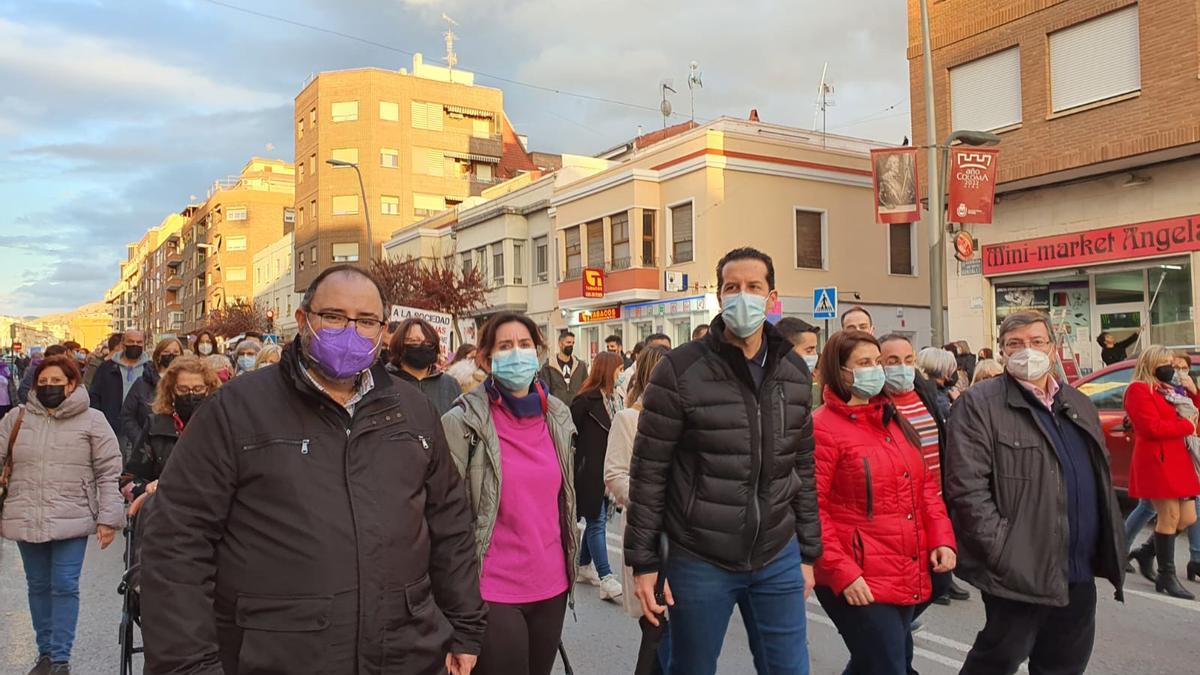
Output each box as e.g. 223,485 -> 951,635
252,231 -> 303,339
105,212 -> 185,339
908,0 -> 1200,372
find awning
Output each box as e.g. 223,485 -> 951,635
443,104 -> 494,119
443,150 -> 500,163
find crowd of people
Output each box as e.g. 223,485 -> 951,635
1,245 -> 1196,675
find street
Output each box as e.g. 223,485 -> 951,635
2,523 -> 1199,674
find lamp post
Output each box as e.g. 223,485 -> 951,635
326,159 -> 373,264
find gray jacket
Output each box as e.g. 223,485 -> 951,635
441,385 -> 578,590
0,386 -> 125,543
944,375 -> 1125,606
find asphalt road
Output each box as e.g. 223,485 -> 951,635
2,526 -> 1198,674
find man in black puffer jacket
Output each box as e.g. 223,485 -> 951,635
625,247 -> 821,675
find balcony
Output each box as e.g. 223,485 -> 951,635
165,252 -> 183,268
166,276 -> 183,291
466,135 -> 503,160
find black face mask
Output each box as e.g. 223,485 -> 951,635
174,393 -> 208,423
159,354 -> 177,370
36,384 -> 67,409
402,344 -> 439,370
124,345 -> 144,360
562,345 -> 574,357
1154,365 -> 1177,384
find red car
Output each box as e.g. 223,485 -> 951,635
1074,355 -> 1200,496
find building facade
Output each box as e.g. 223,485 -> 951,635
252,232 -> 302,340
105,213 -> 185,340
908,0 -> 1200,373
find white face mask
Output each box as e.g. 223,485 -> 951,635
1005,348 -> 1052,382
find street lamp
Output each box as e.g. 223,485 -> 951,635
326,159 -> 373,264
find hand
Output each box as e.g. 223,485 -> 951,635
97,524 -> 116,550
1183,376 -> 1198,395
634,572 -> 674,627
445,653 -> 477,675
128,492 -> 149,517
145,480 -> 159,496
931,546 -> 957,573
801,563 -> 815,600
843,576 -> 874,606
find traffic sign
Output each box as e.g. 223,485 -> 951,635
813,286 -> 838,320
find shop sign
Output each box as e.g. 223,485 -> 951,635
576,306 -> 621,324
625,295 -> 710,320
870,148 -> 920,224
958,259 -> 982,276
583,268 -> 605,298
954,231 -> 977,261
948,148 -> 999,224
982,214 -> 1200,275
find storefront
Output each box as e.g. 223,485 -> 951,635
566,305 -> 625,360
565,295 -> 719,358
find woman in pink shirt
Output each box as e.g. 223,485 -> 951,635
442,312 -> 578,675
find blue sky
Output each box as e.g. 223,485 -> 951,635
0,0 -> 910,317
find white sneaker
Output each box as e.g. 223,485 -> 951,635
576,564 -> 601,586
598,574 -> 623,601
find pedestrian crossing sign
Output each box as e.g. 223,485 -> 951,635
813,286 -> 838,320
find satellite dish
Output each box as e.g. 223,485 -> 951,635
660,99 -> 673,117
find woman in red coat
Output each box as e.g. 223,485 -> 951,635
812,330 -> 957,675
1124,344 -> 1200,599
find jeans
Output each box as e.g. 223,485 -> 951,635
17,537 -> 89,663
815,586 -> 916,675
578,499 -> 612,578
1124,499 -> 1154,551
664,536 -> 808,675
1190,520 -> 1200,563
961,581 -> 1096,675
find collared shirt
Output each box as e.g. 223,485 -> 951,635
1017,375 -> 1060,411
300,366 -> 375,416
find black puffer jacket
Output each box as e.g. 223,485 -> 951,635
625,315 -> 822,573
119,367 -> 160,454
125,412 -> 180,498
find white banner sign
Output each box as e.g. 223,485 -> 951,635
390,305 -> 454,355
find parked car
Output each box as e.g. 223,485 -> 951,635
1074,354 -> 1200,496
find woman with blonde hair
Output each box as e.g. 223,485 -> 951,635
1123,344 -> 1200,598
253,343 -> 282,369
972,359 -> 1004,384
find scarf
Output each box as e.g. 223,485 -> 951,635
485,377 -> 548,419
1158,382 -> 1200,455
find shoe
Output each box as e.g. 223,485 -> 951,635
598,574 -> 623,601
1188,561 -> 1200,582
27,655 -> 50,675
575,564 -> 601,587
48,665 -> 70,675
910,617 -> 924,633
946,579 -> 971,601
1154,533 -> 1196,600
932,594 -> 951,605
1129,537 -> 1157,582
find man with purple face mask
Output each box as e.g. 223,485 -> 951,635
140,265 -> 486,675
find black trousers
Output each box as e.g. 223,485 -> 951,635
474,591 -> 568,675
961,581 -> 1097,675
815,586 -> 917,675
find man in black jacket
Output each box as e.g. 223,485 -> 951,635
625,247 -> 821,675
140,265 -> 485,675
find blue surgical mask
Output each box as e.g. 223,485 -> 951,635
845,365 -> 886,399
883,364 -> 916,393
721,292 -> 768,338
802,354 -> 819,372
491,347 -> 540,391
237,355 -> 256,372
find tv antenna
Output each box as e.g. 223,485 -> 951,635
687,61 -> 703,122
660,79 -> 676,130
442,14 -> 459,80
813,62 -> 835,146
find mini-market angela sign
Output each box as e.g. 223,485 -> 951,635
983,214 -> 1200,275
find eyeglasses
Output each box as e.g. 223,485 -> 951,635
174,385 -> 209,395
310,310 -> 385,337
1002,338 -> 1052,351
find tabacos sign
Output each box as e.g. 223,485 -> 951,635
983,214 -> 1200,275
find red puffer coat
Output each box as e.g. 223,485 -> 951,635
812,388 -> 956,605
1125,381 -> 1200,499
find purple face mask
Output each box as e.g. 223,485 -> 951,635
305,324 -> 380,381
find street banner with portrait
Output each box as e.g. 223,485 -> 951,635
871,147 -> 920,224
948,147 -> 999,224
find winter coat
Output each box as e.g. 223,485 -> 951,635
138,339 -> 485,675
0,386 -> 125,543
124,412 -> 180,497
89,351 -> 151,435
83,353 -> 105,388
540,356 -> 588,406
605,404 -> 642,618
570,389 -> 613,520
440,383 -> 579,590
945,374 -> 1126,606
386,364 -> 463,417
17,365 -> 37,404
624,315 -> 823,574
118,366 -> 160,454
1124,381 -> 1200,499
812,390 -> 955,604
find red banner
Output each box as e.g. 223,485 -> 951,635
982,214 -> 1200,275
871,148 -> 920,224
948,148 -> 999,224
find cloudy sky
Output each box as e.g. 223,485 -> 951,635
0,0 -> 911,317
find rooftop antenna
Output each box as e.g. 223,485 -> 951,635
687,61 -> 703,122
442,14 -> 459,81
813,62 -> 835,146
660,79 -> 676,130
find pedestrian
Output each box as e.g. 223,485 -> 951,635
386,317 -> 463,416
972,359 -> 1003,384
192,331 -> 217,357
88,329 -> 149,436
840,305 -> 874,334
614,341 -> 646,404
977,347 -> 994,362
605,334 -> 631,369
253,343 -> 282,369
1,355 -> 124,675
204,353 -> 233,383
83,334 -> 121,389
441,312 -> 577,675
625,247 -> 821,675
605,344 -> 670,620
1098,330 -> 1140,366
812,330 -> 957,674
1122,345 -> 1200,599
776,317 -> 823,407
540,330 -> 588,405
570,351 -> 625,601
0,360 -> 16,418
446,356 -> 487,394
19,345 -> 68,404
231,338 -> 261,376
139,265 -> 485,674
916,347 -> 959,421
61,342 -> 85,374
953,340 -> 977,391
691,324 -> 709,340
118,337 -> 182,455
450,342 -> 477,365
946,311 -> 1125,675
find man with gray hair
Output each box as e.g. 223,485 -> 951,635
89,328 -> 150,438
945,311 -> 1124,674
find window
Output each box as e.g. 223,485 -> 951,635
1049,6 -> 1140,112
298,162 -> 305,181
534,236 -> 549,282
331,147 -> 358,164
565,227 -> 581,279
379,101 -> 399,122
642,210 -> 656,265
226,235 -> 247,252
471,118 -> 491,138
586,220 -> 604,268
411,101 -> 444,131
310,245 -> 317,264
950,47 -> 1021,132
669,202 -> 693,264
332,242 -> 359,262
381,195 -> 399,215
283,207 -> 295,225
297,207 -> 305,227
332,195 -> 359,216
794,209 -> 825,269
310,153 -> 317,176
513,242 -> 525,284
461,252 -> 473,276
413,193 -> 446,217
309,199 -> 317,226
226,267 -> 247,282
493,246 -> 504,284
296,118 -> 304,140
412,147 -> 445,176
331,101 -> 358,122
888,223 -> 914,275
476,247 -> 488,281
380,148 -> 399,168
475,163 -> 493,182
610,212 -> 630,269
309,107 -> 316,127
227,207 -> 247,221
